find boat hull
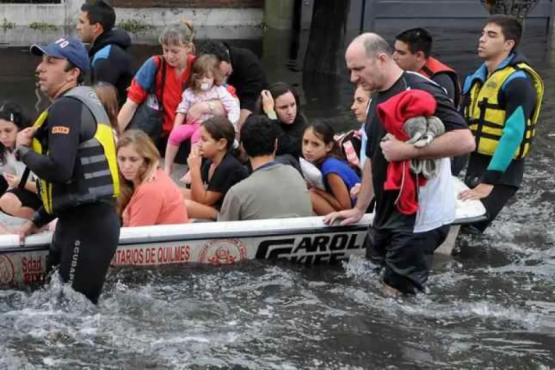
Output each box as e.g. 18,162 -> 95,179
0,177 -> 487,287
0,216 -> 372,287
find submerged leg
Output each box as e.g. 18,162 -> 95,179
55,203 -> 120,304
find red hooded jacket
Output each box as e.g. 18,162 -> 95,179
376,89 -> 437,215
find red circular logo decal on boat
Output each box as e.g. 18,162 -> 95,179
0,255 -> 15,285
198,239 -> 247,265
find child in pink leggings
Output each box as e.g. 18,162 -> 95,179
164,55 -> 240,174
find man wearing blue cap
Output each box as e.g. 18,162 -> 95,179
14,37 -> 121,304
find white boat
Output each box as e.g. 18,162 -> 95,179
0,178 -> 486,287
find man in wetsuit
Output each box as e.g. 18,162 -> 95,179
77,0 -> 134,106
325,33 -> 475,296
459,15 -> 543,233
15,37 -> 120,304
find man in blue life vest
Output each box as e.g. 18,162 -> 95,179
459,15 -> 543,233
15,37 -> 120,304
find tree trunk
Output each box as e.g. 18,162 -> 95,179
303,0 -> 351,75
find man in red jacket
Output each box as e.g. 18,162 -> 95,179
325,33 -> 475,296
394,28 -> 461,108
394,28 -> 468,175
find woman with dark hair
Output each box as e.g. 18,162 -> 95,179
255,82 -> 307,169
0,102 -> 42,224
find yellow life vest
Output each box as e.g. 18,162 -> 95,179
31,86 -> 120,214
464,61 -> 544,159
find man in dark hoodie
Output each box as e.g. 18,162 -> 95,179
77,0 -> 134,105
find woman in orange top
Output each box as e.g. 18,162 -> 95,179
117,20 -> 227,142
117,130 -> 188,227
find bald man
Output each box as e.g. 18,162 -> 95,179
325,33 -> 475,296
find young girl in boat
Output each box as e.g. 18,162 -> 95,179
164,54 -> 240,175
302,120 -> 361,216
0,102 -> 42,225
117,130 -> 188,227
184,116 -> 248,220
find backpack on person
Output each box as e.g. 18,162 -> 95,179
127,56 -> 167,142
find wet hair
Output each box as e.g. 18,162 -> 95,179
94,82 -> 119,135
189,54 -> 223,92
240,114 -> 278,157
201,116 -> 236,151
254,82 -> 306,125
304,119 -> 343,160
486,15 -> 522,52
159,19 -> 195,49
64,60 -> 86,85
395,28 -> 433,58
81,0 -> 116,32
116,130 -> 160,215
198,40 -> 231,63
0,102 -> 31,165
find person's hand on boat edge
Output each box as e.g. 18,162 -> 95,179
323,208 -> 364,226
458,183 -> 493,201
17,220 -> 39,247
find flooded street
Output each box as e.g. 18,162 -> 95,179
0,24 -> 554,368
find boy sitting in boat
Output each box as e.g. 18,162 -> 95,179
218,115 -> 312,221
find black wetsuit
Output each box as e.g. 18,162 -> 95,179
18,92 -> 119,304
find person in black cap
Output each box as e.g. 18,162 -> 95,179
15,36 -> 120,304
77,0 -> 134,106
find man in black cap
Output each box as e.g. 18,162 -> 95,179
15,36 -> 120,304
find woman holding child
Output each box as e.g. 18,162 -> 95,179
117,21 -> 228,147
164,54 -> 240,175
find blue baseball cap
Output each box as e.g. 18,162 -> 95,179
30,37 -> 90,72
